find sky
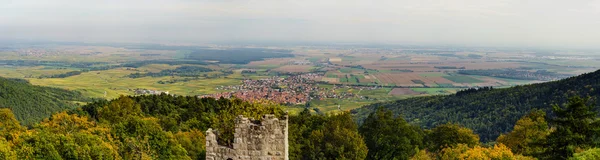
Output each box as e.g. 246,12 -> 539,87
1,0 -> 600,48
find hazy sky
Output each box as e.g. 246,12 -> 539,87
1,0 -> 599,48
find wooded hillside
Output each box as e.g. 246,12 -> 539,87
0,77 -> 88,125
353,69 -> 600,142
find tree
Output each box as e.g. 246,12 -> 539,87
425,123 -> 479,152
497,109 -> 549,156
410,150 -> 433,160
0,138 -> 16,160
38,112 -> 95,134
302,112 -> 368,160
97,96 -> 142,123
544,96 -> 600,159
0,108 -> 24,142
570,148 -> 600,160
359,108 -> 423,159
440,144 -> 535,160
174,129 -> 206,160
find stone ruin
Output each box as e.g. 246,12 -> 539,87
206,114 -> 288,160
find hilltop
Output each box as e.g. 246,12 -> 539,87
352,69 -> 600,142
0,77 -> 88,125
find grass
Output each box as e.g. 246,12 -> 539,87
411,88 -> 459,95
0,66 -> 78,78
419,73 -> 448,77
443,75 -> 484,83
339,68 -> 352,73
339,75 -> 349,83
252,64 -> 281,69
347,75 -> 358,83
309,99 -> 372,113
475,76 -> 536,86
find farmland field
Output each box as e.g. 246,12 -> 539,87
442,75 -> 484,83
388,88 -> 423,96
2,43 -> 598,114
26,66 -> 241,99
272,65 -> 313,73
411,88 -> 459,95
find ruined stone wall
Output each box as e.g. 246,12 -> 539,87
206,114 -> 288,160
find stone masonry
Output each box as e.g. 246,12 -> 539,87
206,114 -> 288,160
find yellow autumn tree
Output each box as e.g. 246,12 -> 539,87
175,129 -> 206,160
0,108 -> 24,142
497,109 -> 549,156
411,149 -> 434,160
440,144 -> 536,160
39,112 -> 95,134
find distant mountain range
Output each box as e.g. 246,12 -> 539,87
352,69 -> 600,142
0,77 -> 88,125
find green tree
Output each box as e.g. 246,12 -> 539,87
570,148 -> 600,160
288,108 -> 327,159
497,109 -> 549,156
98,96 -> 142,123
359,108 -> 423,160
301,112 -> 368,160
544,96 -> 600,159
425,123 -> 479,152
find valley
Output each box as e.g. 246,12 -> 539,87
1,43 -> 598,113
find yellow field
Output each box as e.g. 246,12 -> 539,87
26,67 -> 242,99
0,66 -> 77,78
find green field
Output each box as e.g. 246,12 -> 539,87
347,75 -> 358,83
443,75 -> 484,83
339,68 -> 352,73
411,88 -> 459,95
419,73 -> 447,77
308,99 -> 373,113
0,66 -> 78,78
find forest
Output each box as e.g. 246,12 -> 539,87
457,69 -> 571,81
1,65 -> 600,159
0,93 -> 598,159
39,71 -> 83,78
353,69 -> 600,142
0,77 -> 89,125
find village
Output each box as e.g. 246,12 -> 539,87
200,73 -> 378,105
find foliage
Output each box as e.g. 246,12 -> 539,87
354,69 -> 600,142
0,77 -> 89,125
359,108 -> 423,159
0,95 -> 287,159
289,109 -> 368,160
440,144 -> 535,160
425,123 -> 479,152
543,96 -> 600,159
410,149 -> 433,160
458,69 -> 571,81
570,148 -> 600,160
39,71 -> 83,78
83,94 -> 285,147
174,130 -> 206,160
497,109 -> 549,156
